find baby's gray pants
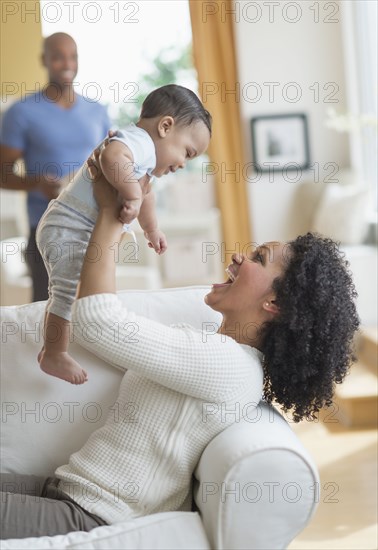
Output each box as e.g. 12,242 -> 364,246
36,198 -> 96,321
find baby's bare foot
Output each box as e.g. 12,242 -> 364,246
39,351 -> 88,384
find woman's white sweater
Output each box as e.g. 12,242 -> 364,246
56,293 -> 264,524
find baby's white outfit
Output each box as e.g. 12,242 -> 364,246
36,124 -> 156,321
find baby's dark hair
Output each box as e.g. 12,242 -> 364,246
140,84 -> 212,136
260,233 -> 360,422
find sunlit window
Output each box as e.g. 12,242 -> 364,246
341,0 -> 378,211
40,0 -> 213,212
40,0 -> 195,122
355,0 -> 378,211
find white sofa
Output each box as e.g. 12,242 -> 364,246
0,236 -> 163,307
0,286 -> 320,549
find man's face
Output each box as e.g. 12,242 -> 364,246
42,36 -> 78,88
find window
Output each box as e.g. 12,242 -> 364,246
40,0 -> 213,212
341,0 -> 378,211
40,1 -> 195,121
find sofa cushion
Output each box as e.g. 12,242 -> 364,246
0,286 -> 221,476
1,511 -> 210,550
311,182 -> 369,244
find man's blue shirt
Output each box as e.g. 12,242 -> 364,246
0,92 -> 110,228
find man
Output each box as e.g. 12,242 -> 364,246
0,33 -> 110,301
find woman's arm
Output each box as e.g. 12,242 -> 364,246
76,163 -> 123,299
72,293 -> 263,402
74,159 -> 263,402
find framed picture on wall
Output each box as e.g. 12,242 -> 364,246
250,113 -> 310,172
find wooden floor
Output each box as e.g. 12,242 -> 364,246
288,417 -> 377,550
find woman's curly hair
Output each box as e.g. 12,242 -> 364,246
260,232 -> 360,422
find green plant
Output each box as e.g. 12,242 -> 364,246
112,44 -> 196,127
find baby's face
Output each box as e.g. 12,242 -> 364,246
152,121 -> 210,177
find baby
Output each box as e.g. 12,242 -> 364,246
36,84 -> 212,384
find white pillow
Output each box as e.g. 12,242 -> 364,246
311,183 -> 369,244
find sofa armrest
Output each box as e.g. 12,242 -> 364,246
193,402 -> 319,550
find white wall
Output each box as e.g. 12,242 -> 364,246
233,0 -> 350,243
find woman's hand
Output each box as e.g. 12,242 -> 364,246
87,130 -> 122,216
92,176 -> 120,213
89,159 -> 120,216
87,129 -> 116,182
77,130 -> 125,298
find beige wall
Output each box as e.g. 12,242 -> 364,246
0,1 -> 46,239
233,0 -> 349,243
1,0 -> 46,99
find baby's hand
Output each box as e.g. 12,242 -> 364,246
119,198 -> 142,225
144,229 -> 168,255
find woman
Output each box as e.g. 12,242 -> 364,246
0,159 -> 359,539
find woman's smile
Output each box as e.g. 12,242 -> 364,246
205,243 -> 286,319
211,264 -> 237,289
